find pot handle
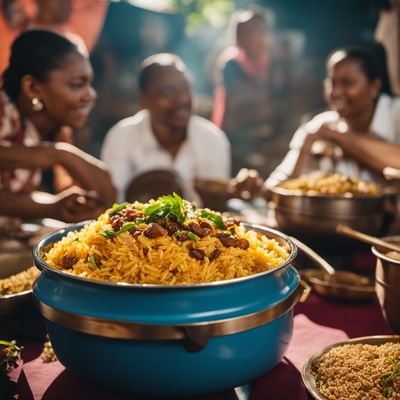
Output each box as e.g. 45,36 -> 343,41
181,325 -> 211,352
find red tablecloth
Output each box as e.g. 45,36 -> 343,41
8,293 -> 394,400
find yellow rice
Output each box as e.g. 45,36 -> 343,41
44,204 -> 290,285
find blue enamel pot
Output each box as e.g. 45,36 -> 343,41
32,223 -> 303,398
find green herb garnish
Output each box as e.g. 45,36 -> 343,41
108,202 -> 127,217
199,210 -> 225,230
187,232 -> 199,241
144,193 -> 186,224
101,222 -> 137,239
379,357 -> 400,398
101,230 -> 115,239
88,255 -> 98,270
0,340 -> 21,375
115,223 -> 136,235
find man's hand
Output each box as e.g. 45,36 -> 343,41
229,168 -> 265,200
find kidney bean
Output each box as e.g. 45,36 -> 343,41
189,247 -> 205,260
61,255 -> 77,269
209,249 -> 221,261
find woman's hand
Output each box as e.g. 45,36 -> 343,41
53,186 -> 105,223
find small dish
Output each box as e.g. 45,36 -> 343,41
302,335 -> 400,400
0,251 -> 38,317
300,269 -> 375,302
0,252 -> 45,338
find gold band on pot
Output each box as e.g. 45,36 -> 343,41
36,283 -> 304,341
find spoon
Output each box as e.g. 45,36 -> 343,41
336,224 -> 400,253
289,236 -> 375,301
289,236 -> 336,275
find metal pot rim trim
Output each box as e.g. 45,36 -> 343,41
372,247 -> 400,264
372,235 -> 400,264
35,282 -> 304,341
269,185 -> 396,199
33,222 -> 298,290
274,205 -> 384,219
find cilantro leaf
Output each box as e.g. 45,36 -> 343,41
108,202 -> 127,217
88,255 -> 98,270
200,210 -> 225,230
144,193 -> 186,223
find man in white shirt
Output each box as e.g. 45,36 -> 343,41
101,53 -> 231,203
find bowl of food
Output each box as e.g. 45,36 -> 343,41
372,236 -> 400,334
0,252 -> 45,338
268,172 -> 397,237
0,252 -> 40,317
300,269 -> 375,302
302,335 -> 400,400
33,194 -> 304,398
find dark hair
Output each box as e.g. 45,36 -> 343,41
138,53 -> 186,93
228,7 -> 272,46
327,45 -> 392,95
2,29 -> 80,102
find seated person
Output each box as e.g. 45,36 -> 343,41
232,46 -> 400,196
101,53 -> 231,204
268,46 -> 400,188
0,30 -> 116,223
212,8 -> 289,174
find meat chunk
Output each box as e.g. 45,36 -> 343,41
188,222 -> 210,238
176,232 -> 190,241
143,223 -> 167,239
216,233 -> 249,249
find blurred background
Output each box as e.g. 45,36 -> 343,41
2,0 -> 397,177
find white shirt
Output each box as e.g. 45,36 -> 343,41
268,94 -> 400,186
101,110 -> 231,202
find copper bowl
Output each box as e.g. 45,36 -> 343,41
372,236 -> 400,333
300,269 -> 375,302
268,185 -> 397,237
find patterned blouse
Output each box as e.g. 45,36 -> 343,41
0,90 -> 42,192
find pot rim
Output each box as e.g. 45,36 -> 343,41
33,222 -> 298,290
372,235 -> 400,264
269,185 -> 396,199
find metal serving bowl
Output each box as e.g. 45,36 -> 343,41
0,251 -> 46,338
33,223 -> 303,398
0,251 -> 36,317
372,236 -> 400,334
268,185 -> 397,236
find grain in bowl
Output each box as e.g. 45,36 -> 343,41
312,342 -> 400,399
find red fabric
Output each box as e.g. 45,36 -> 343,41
9,293 -> 394,400
211,46 -> 269,128
211,84 -> 226,128
235,49 -> 269,83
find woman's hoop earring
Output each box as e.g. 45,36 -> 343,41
32,97 -> 44,112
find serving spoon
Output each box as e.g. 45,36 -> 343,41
289,235 -> 375,301
336,224 -> 400,254
289,236 -> 335,275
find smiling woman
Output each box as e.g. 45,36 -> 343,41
0,29 -> 116,223
265,46 -> 400,189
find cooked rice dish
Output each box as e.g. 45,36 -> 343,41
44,194 -> 290,285
0,266 -> 40,296
278,172 -> 381,196
312,342 -> 400,400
